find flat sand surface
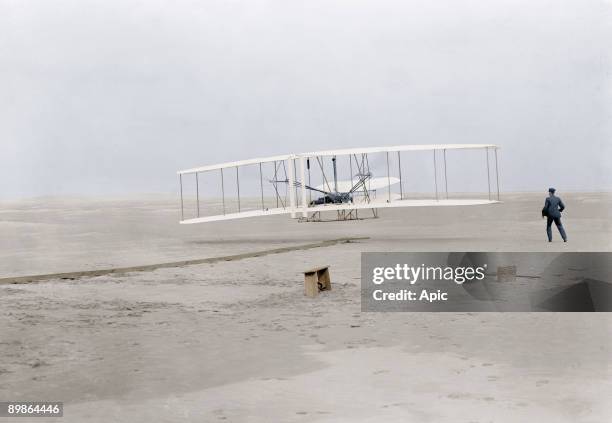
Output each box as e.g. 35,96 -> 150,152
1,192 -> 611,422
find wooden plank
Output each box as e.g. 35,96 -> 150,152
304,265 -> 329,274
304,273 -> 319,298
319,268 -> 331,291
497,265 -> 517,282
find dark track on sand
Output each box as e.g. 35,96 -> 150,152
0,237 -> 368,284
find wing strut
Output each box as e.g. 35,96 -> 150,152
444,149 -> 448,199
397,151 -> 403,200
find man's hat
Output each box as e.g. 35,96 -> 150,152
548,187 -> 556,194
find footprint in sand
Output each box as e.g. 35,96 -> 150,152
447,392 -> 471,400
381,402 -> 407,408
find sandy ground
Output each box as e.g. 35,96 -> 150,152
1,192 -> 611,422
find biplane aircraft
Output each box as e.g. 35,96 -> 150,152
177,144 -> 500,224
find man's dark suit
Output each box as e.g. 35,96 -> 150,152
542,195 -> 567,241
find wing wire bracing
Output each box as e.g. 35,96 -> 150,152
177,144 -> 501,224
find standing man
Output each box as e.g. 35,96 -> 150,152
542,188 -> 567,242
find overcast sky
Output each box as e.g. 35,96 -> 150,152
1,0 -> 611,200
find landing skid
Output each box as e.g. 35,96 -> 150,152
298,208 -> 379,222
